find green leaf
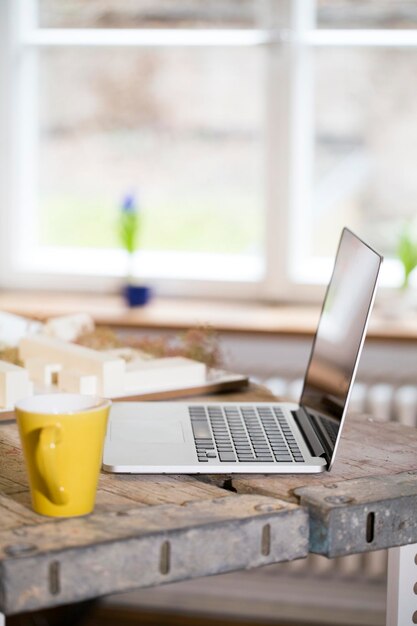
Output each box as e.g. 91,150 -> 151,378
397,227 -> 417,288
119,212 -> 140,253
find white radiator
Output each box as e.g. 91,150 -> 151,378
265,377 -> 417,427
262,376 -> 417,581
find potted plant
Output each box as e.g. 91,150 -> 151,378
119,192 -> 152,307
380,222 -> 417,318
397,223 -> 417,291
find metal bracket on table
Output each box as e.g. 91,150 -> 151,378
0,494 -> 308,615
295,471 -> 417,557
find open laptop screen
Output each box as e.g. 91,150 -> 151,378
300,228 -> 382,456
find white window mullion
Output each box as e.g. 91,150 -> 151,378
263,0 -> 317,302
0,0 -> 39,288
11,0 -> 40,281
287,0 -> 316,288
261,0 -> 291,300
0,0 -> 18,288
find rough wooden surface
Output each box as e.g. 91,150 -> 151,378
229,414 -> 417,557
0,384 -> 307,615
230,415 -> 417,502
1,386 -> 417,615
0,494 -> 307,615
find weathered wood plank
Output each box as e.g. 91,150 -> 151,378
0,410 -> 15,424
0,476 -> 26,496
0,424 -> 21,447
0,495 -> 42,529
230,415 -> 417,504
295,470 -> 417,557
0,494 -> 308,615
1,420 -> 229,512
1,388 -> 415,616
0,426 -> 28,490
9,488 -> 143,516
99,473 -> 229,506
93,489 -> 148,512
0,443 -> 28,488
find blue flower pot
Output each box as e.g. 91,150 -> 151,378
123,284 -> 152,307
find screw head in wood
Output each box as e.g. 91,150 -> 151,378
324,496 -> 354,504
5,543 -> 38,557
255,503 -> 282,513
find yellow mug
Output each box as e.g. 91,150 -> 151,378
16,394 -> 111,518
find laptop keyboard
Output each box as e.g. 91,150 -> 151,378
319,415 -> 339,446
190,406 -> 304,463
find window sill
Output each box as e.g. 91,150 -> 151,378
0,290 -> 415,342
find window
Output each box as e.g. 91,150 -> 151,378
1,0 -> 416,299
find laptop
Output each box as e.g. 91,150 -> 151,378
103,228 -> 382,474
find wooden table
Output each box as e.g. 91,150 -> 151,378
0,385 -> 416,625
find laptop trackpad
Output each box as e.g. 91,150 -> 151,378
111,419 -> 185,444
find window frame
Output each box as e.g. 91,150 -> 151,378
1,0 -> 416,302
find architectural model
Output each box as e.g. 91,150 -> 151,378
0,313 -> 207,410
17,334 -> 206,400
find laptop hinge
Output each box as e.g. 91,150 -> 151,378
292,407 -> 329,466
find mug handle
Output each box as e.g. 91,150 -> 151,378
36,425 -> 69,506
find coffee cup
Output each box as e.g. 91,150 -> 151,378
15,393 -> 111,517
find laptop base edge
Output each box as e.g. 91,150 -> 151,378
102,461 -> 327,474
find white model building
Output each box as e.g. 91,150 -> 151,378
18,334 -> 206,398
43,313 -> 95,343
0,361 -> 33,410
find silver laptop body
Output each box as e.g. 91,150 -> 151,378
103,228 -> 382,474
